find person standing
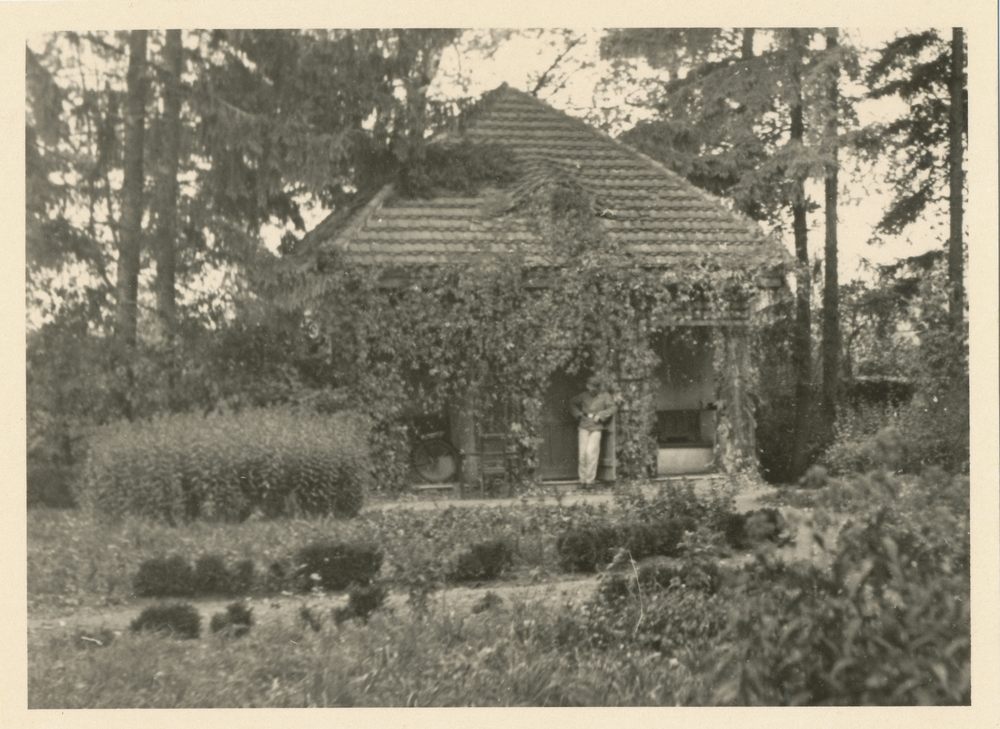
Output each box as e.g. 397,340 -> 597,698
569,375 -> 615,488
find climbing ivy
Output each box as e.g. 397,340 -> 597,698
270,167 -> 787,490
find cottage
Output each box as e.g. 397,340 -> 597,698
297,83 -> 787,487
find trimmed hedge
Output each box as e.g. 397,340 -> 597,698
293,541 -> 383,592
447,539 -> 513,583
130,603 -> 201,639
78,407 -> 371,523
556,518 -> 697,573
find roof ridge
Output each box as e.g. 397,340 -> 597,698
466,84 -> 761,236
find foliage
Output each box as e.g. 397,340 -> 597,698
210,602 -> 254,637
293,541 -> 383,592
862,30 -> 966,236
696,467 -> 969,705
132,555 -> 195,598
130,603 -> 202,640
78,407 -> 370,523
272,123 -> 784,490
447,539 -> 514,583
334,584 -> 389,624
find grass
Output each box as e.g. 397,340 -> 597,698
29,594 -> 704,707
27,502 -> 584,613
27,469 -> 970,707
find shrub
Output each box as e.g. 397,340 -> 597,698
132,555 -> 194,598
447,539 -> 513,583
77,407 -> 371,523
556,525 -> 618,573
193,554 -> 231,595
294,541 -> 383,592
27,463 -> 77,509
130,603 -> 201,639
699,504 -> 970,705
720,509 -> 788,551
210,602 -> 253,637
229,559 -> 256,596
334,584 -> 388,624
471,590 -> 504,614
623,517 -> 696,560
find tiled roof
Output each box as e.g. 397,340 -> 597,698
303,83 -> 783,269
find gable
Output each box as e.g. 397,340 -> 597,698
301,83 -> 784,270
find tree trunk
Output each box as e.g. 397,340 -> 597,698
821,28 -> 841,438
112,30 -> 148,420
115,30 -> 148,349
153,29 -> 183,342
789,35 -> 813,479
948,27 -> 965,326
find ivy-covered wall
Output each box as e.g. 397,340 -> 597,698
273,173 -> 786,491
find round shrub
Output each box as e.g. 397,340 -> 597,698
132,555 -> 195,598
78,407 -> 371,523
193,554 -> 231,595
130,602 -> 201,639
556,526 -> 618,573
210,602 -> 253,637
334,584 -> 388,624
447,539 -> 513,583
293,541 -> 383,592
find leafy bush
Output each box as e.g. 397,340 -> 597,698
697,491 -> 969,705
210,602 -> 253,637
132,555 -> 194,598
719,508 -> 788,550
334,584 -> 388,624
193,554 -> 231,595
556,525 -> 618,573
27,463 -> 77,509
78,407 -> 371,523
294,541 -> 383,592
130,603 -> 201,639
447,539 -> 513,583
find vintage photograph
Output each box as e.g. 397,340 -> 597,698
25,26 -> 975,707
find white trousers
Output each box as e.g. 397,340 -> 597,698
578,428 -> 603,484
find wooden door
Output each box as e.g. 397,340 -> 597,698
537,370 -> 584,480
537,370 -> 617,483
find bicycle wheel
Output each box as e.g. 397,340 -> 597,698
412,438 -> 459,483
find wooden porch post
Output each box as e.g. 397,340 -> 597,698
448,385 -> 480,495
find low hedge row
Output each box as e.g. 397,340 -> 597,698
556,509 -> 788,573
79,407 -> 371,523
132,542 -> 383,598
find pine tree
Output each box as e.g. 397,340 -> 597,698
865,28 -> 967,327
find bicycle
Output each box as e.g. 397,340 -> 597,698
411,430 -> 460,483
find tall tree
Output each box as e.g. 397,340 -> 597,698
820,28 -> 842,439
947,27 -> 965,326
601,28 -> 854,477
114,30 -> 148,349
784,29 -> 814,478
865,29 -> 967,326
151,29 -> 183,341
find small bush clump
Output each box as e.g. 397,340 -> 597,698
471,590 -> 504,614
210,602 -> 253,637
193,554 -> 231,595
334,584 -> 388,624
556,526 -> 618,573
134,554 -> 257,598
447,539 -> 513,583
132,555 -> 195,598
78,407 -> 371,524
130,603 -> 201,639
719,508 -> 788,551
294,541 -> 383,592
